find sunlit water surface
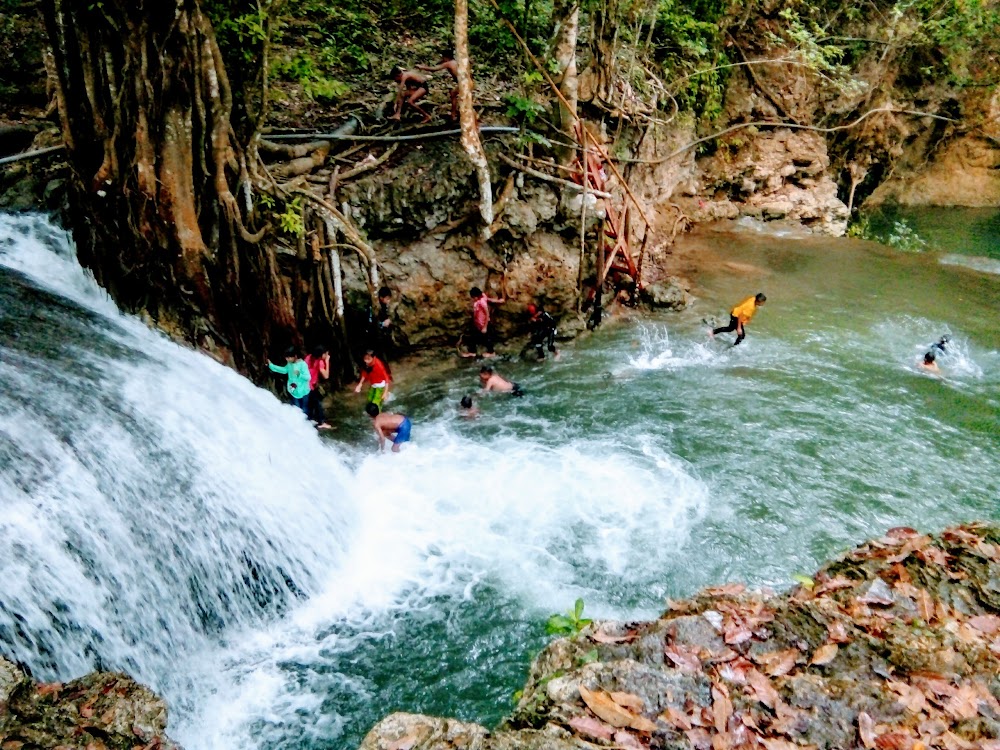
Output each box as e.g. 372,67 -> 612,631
0,212 -> 996,749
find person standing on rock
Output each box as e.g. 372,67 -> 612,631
268,347 -> 312,417
462,286 -> 504,358
711,292 -> 766,346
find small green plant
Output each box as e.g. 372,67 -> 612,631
504,94 -> 546,125
522,70 -> 544,85
278,197 -> 305,237
846,214 -> 872,239
515,131 -> 552,149
887,220 -> 927,252
546,598 -> 593,636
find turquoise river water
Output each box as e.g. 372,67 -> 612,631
0,211 -> 997,749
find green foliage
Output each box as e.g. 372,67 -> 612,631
648,0 -> 735,119
516,130 -> 552,149
278,197 -> 305,237
273,53 -> 351,101
505,94 -> 546,124
546,598 -> 593,636
886,220 -> 927,252
846,214 -> 872,239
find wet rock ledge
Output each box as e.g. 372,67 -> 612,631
0,660 -> 179,750
361,523 -> 1000,750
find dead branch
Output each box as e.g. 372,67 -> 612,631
259,139 -> 332,159
499,153 -> 613,198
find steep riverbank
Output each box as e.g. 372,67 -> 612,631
359,523 -> 1000,750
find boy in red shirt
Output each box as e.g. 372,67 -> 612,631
355,349 -> 391,408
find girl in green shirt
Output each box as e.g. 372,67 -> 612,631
268,347 -> 312,416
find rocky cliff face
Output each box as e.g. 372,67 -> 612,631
358,523 -> 1000,750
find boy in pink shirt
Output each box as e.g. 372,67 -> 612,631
462,286 -> 504,358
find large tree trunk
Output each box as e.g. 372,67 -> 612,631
549,0 -> 579,162
42,0 -> 337,379
454,0 -> 494,238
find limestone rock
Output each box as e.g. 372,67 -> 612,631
640,278 -> 688,309
359,712 -> 489,750
0,667 -> 181,749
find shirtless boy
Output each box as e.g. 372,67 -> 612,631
479,366 -> 524,396
365,402 -> 412,452
417,51 -> 458,121
389,66 -> 431,123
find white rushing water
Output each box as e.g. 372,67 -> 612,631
0,214 -> 709,748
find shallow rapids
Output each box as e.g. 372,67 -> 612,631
0,212 -> 997,749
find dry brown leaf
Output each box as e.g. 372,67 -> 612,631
746,668 -> 781,709
578,684 -> 657,733
610,691 -> 645,713
386,734 -> 419,750
718,657 -> 754,684
887,680 -> 930,714
939,731 -> 975,750
660,706 -> 692,731
827,621 -> 851,644
79,704 -> 95,719
614,729 -> 649,749
753,648 -> 799,677
686,727 -> 713,750
917,546 -> 949,567
979,742 -> 1000,750
966,614 -> 1000,635
567,715 -> 615,741
761,740 -> 799,750
591,629 -> 639,644
771,701 -> 805,737
813,575 -> 856,596
916,718 -> 947,737
712,684 -> 733,734
711,733 -> 731,750
36,682 -> 63,698
810,643 -> 839,666
858,712 -> 877,749
723,617 -> 754,646
704,583 -> 747,597
874,733 -> 911,750
942,684 -> 980,720
665,644 -> 703,672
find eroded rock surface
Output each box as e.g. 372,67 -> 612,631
0,659 -> 181,750
359,523 -> 1000,750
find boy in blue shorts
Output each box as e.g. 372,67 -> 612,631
365,402 -> 412,453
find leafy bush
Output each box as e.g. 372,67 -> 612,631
887,220 -> 927,252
